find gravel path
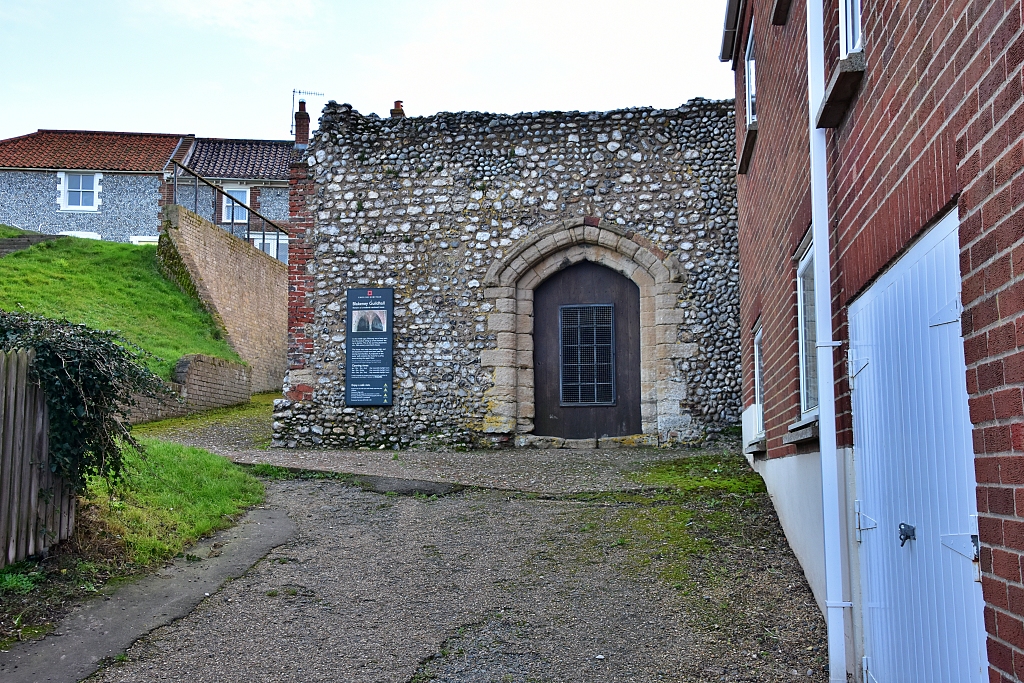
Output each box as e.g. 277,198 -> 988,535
103,411 -> 829,681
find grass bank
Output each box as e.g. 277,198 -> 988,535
0,237 -> 238,379
0,440 -> 263,649
0,224 -> 31,238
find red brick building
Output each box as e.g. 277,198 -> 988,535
725,0 -> 1024,680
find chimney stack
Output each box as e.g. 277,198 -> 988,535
390,100 -> 405,118
294,99 -> 310,148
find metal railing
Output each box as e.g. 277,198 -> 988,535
171,160 -> 289,261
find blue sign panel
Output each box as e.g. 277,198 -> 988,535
345,288 -> 394,406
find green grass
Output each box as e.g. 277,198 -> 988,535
133,392 -> 278,443
0,224 -> 31,238
89,439 -> 264,565
0,238 -> 239,379
1,438 -> 263,649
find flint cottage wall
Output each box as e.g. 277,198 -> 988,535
273,99 -> 740,448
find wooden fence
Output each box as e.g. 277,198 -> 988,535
0,348 -> 75,569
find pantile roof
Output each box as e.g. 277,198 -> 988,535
185,139 -> 296,181
0,130 -> 185,172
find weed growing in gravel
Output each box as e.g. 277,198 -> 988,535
247,463 -> 359,484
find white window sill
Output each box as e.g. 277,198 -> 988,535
58,208 -> 99,213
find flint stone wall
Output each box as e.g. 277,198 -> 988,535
274,98 -> 740,448
0,170 -> 162,241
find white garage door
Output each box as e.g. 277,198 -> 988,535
849,210 -> 987,683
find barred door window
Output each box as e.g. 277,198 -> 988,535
560,304 -> 616,405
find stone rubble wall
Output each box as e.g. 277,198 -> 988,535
274,99 -> 739,448
160,204 -> 288,392
129,354 -> 251,424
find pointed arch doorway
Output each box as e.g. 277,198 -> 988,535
533,261 -> 642,439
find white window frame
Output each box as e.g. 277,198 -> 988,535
744,23 -> 757,126
797,244 -> 819,416
249,232 -> 289,263
839,0 -> 863,60
753,325 -> 765,437
221,187 -> 249,224
56,171 -> 102,212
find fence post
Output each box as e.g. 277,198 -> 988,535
0,349 -> 75,568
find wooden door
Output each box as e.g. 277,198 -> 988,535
850,211 -> 986,682
533,261 -> 641,439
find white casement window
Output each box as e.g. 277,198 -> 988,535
840,0 -> 863,59
222,188 -> 249,224
745,24 -> 757,125
753,326 -> 765,436
57,172 -> 102,212
797,244 -> 819,415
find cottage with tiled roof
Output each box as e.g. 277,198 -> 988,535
173,137 -> 298,259
0,101 -> 310,255
0,130 -> 188,242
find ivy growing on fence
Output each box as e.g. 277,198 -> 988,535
0,310 -> 168,491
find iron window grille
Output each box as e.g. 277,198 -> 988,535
559,304 -> 616,406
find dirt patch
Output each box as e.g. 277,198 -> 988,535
0,500 -> 141,651
78,404 -> 830,681
87,469 -> 826,682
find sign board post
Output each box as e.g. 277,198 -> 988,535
345,288 -> 394,406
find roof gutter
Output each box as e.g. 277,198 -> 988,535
720,0 -> 744,63
805,0 -> 850,680
0,166 -> 159,175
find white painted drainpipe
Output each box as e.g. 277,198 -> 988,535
805,1 -> 849,681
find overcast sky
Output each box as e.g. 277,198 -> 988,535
0,1 -> 734,141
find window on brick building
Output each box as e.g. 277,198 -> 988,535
58,172 -> 101,212
797,245 -> 818,414
744,25 -> 757,125
222,188 -> 249,224
753,326 -> 765,436
840,0 -> 863,59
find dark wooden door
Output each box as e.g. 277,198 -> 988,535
533,261 -> 641,439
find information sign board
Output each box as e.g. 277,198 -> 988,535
345,288 -> 393,406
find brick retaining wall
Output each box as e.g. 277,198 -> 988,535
129,354 -> 251,424
160,204 -> 287,393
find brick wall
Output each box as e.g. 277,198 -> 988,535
955,1 -> 1024,677
734,0 -> 1024,677
161,204 -> 288,393
130,354 -> 251,424
284,160 -> 315,401
735,0 -> 815,457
